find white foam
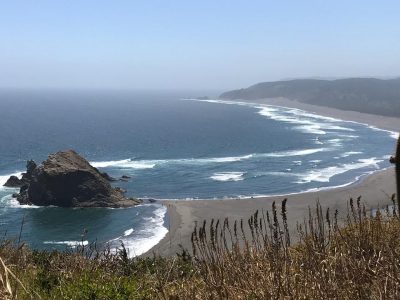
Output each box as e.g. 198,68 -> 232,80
124,228 -> 134,236
390,131 -> 399,139
210,172 -> 245,182
340,151 -> 363,158
366,126 -> 399,140
309,160 -> 321,163
91,154 -> 254,170
110,205 -> 168,258
206,154 -> 253,163
91,159 -> 131,168
192,99 -> 399,146
170,155 -> 253,164
338,134 -> 359,139
0,194 -> 12,204
297,157 -> 382,183
323,125 -> 355,131
90,149 -> 328,171
9,198 -> 40,209
326,138 -> 344,148
255,105 -> 358,135
265,148 -> 325,157
0,194 -> 40,209
190,99 -> 368,138
43,240 -> 89,247
91,159 -> 156,169
293,124 -> 326,135
314,137 -> 323,145
284,107 -> 340,122
188,99 -> 254,108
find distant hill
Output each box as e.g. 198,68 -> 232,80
220,78 -> 400,117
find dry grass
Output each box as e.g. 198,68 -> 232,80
1,196 -> 400,299
165,196 -> 400,299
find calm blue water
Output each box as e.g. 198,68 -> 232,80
0,90 -> 396,256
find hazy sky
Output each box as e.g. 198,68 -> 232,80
1,1 -> 399,90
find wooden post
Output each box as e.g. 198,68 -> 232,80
390,134 -> 400,213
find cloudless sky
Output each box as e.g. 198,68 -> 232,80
1,1 -> 399,90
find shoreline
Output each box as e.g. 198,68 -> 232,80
148,99 -> 399,257
251,97 -> 400,133
151,167 -> 396,257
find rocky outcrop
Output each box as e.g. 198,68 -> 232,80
100,172 -> 117,182
8,150 -> 141,208
3,160 -> 37,187
3,176 -> 23,187
120,175 -> 131,182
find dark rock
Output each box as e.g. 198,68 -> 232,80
139,198 -> 157,204
120,175 -> 131,182
3,175 -> 23,187
26,160 -> 37,176
14,150 -> 141,208
115,187 -> 127,194
14,160 -> 38,187
100,172 -> 117,182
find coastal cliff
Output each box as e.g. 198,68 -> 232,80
220,78 -> 400,117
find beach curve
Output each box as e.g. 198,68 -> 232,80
146,98 -> 399,257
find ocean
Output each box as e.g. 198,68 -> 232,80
0,90 -> 396,257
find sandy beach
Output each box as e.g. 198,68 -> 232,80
149,98 -> 399,257
253,97 -> 400,133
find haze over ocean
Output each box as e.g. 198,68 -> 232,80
0,90 -> 395,256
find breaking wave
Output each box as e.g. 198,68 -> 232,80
340,151 -> 363,158
188,99 -> 358,136
124,228 -> 134,236
0,194 -> 40,209
91,154 -> 254,170
91,149 -> 330,171
43,240 -> 89,247
109,205 -> 168,258
263,148 -> 326,157
91,159 -> 156,169
296,157 -> 382,183
210,172 -> 245,182
190,98 -> 397,140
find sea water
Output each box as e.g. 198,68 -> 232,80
0,90 -> 396,256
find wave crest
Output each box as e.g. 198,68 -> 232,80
109,204 -> 168,258
297,157 -> 382,183
210,172 -> 245,182
43,240 -> 89,247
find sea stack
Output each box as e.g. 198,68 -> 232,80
6,150 -> 141,208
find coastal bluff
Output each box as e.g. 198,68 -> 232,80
220,78 -> 400,118
4,150 -> 141,208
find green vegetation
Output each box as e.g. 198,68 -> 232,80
1,195 -> 400,299
220,78 -> 400,117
